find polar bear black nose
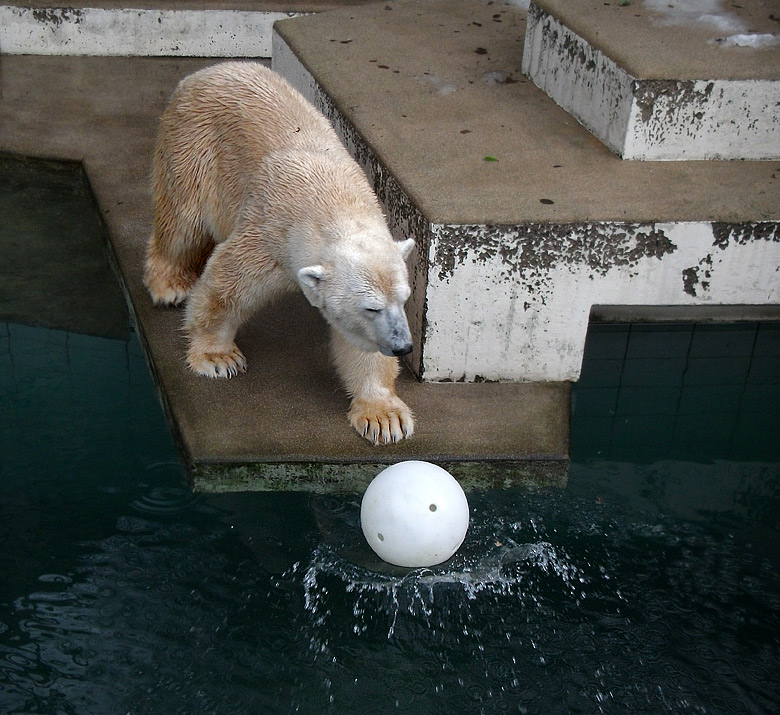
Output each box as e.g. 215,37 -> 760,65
392,342 -> 413,357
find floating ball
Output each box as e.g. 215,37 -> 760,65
360,461 -> 470,568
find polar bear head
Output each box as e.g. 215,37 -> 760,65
297,237 -> 415,357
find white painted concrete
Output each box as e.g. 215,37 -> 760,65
271,30 -> 317,99
0,6 -> 297,57
522,3 -> 780,160
624,79 -> 780,160
521,6 -> 635,158
423,222 -> 780,382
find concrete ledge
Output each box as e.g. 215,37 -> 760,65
522,0 -> 780,160
194,458 -> 569,493
0,54 -> 570,491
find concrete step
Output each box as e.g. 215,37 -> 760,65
273,0 -> 780,385
0,0 -> 360,57
4,0 -> 777,491
522,0 -> 780,160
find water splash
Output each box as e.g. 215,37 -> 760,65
294,530 -> 589,642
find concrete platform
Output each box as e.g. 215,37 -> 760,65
274,0 -> 779,384
0,53 -> 570,492
523,0 -> 780,159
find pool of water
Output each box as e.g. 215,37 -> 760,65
1,157 -> 779,713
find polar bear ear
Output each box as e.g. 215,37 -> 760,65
297,265 -> 326,308
398,238 -> 415,261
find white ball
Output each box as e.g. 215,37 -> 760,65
360,461 -> 470,568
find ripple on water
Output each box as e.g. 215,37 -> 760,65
130,485 -> 196,516
122,460 -> 194,515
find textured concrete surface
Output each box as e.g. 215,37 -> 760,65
0,0 -> 359,56
4,0 -> 363,9
4,0 -> 775,490
274,0 -> 779,226
524,1 -> 780,159
534,0 -> 780,81
0,54 -> 570,491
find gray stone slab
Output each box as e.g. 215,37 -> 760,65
0,0 -> 365,57
525,0 -> 780,159
534,0 -> 780,81
273,0 -> 779,387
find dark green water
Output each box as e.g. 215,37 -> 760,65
1,157 -> 779,713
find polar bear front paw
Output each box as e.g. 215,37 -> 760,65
349,397 -> 414,445
186,344 -> 247,378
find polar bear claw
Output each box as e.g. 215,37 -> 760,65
349,397 -> 415,445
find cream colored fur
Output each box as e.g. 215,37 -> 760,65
144,62 -> 415,444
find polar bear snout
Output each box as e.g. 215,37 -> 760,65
375,304 -> 413,357
391,342 -> 413,357
381,339 -> 413,358
386,324 -> 413,357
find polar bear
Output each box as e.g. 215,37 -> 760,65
143,62 -> 415,444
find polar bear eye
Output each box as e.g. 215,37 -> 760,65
363,306 -> 382,314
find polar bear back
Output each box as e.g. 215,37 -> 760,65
153,61 -> 364,245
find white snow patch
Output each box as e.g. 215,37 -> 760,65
642,0 -> 746,34
718,33 -> 780,48
413,74 -> 457,95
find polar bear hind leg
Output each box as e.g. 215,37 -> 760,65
144,191 -> 214,307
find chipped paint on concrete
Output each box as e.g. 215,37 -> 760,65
0,6 -> 297,57
521,2 -> 635,156
626,78 -> 780,160
431,223 -> 676,287
712,222 -> 780,249
423,221 -> 780,382
682,223 -> 780,298
632,80 -> 714,125
522,2 -> 780,160
31,7 -> 84,29
681,254 -> 713,297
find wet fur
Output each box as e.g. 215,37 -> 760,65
144,62 -> 414,444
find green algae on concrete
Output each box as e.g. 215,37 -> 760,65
192,459 -> 569,494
